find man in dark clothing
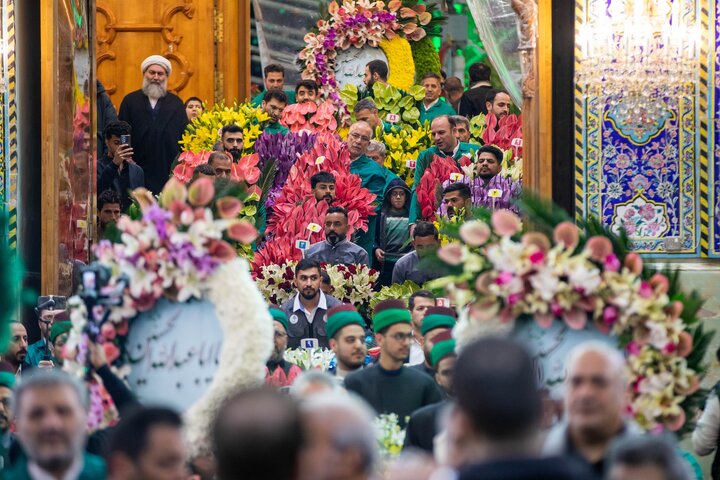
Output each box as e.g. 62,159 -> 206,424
97,80 -> 118,161
458,62 -> 493,118
280,259 -> 341,349
374,178 -> 412,286
392,221 -> 442,285
306,206 -> 369,266
326,305 -> 368,381
451,337 -> 593,480
344,300 -> 442,427
98,121 -> 145,211
404,337 -> 457,453
119,55 -> 188,194
408,307 -> 456,381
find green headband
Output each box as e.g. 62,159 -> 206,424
373,308 -> 411,333
327,310 -> 365,340
270,307 -> 289,332
421,313 -> 456,336
430,339 -> 457,367
0,371 -> 14,389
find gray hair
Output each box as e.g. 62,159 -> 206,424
291,371 -> 339,397
354,98 -> 379,113
14,369 -> 89,414
608,435 -> 693,480
367,140 -> 386,157
301,391 -> 378,473
451,115 -> 470,129
565,340 -> 627,386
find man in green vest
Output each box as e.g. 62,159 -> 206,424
250,64 -> 296,107
6,370 -> 107,479
348,121 -> 387,258
419,73 -> 456,124
261,89 -> 290,135
409,115 -> 479,224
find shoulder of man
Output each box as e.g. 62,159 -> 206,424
121,89 -> 145,103
79,453 -> 107,479
458,141 -> 480,153
280,295 -> 296,313
325,294 -> 342,308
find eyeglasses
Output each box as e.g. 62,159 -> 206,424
349,132 -> 371,143
388,332 -> 414,342
274,331 -> 288,339
390,191 -> 406,198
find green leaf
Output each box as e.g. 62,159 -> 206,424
398,96 -> 415,109
407,84 -> 427,101
402,107 -> 420,123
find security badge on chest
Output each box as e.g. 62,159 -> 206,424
289,314 -> 299,324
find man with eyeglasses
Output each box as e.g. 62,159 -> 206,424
347,121 -> 390,259
404,335 -> 457,453
265,306 -> 303,389
26,296 -> 67,368
344,300 -> 442,427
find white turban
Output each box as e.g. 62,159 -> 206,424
141,55 -> 172,75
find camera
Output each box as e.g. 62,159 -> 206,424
76,263 -> 128,340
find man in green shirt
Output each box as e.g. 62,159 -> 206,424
250,64 -> 296,107
344,299 -> 442,427
419,72 -> 456,124
348,121 -> 388,257
261,89 -> 289,135
354,98 -> 398,134
409,115 -> 479,224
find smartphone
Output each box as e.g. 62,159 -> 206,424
120,134 -> 131,146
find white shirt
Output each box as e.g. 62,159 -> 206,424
423,98 -> 440,111
149,97 -> 159,109
28,457 -> 82,480
407,339 -> 425,366
293,291 -> 328,324
693,393 -> 720,455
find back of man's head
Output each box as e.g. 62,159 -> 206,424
454,337 -> 541,443
212,388 -> 303,480
607,435 -> 692,480
469,62 -> 491,83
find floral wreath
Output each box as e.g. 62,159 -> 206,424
299,0 -> 443,116
429,202 -> 710,434
180,101 -> 270,154
63,179 -> 272,454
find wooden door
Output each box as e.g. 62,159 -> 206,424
96,0 -> 216,108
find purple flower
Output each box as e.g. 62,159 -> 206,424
144,204 -> 171,240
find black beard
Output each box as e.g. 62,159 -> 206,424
479,172 -> 497,181
300,288 -> 318,300
323,195 -> 334,204
326,232 -> 342,246
228,148 -> 241,161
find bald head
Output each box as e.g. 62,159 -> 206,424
347,122 -> 373,160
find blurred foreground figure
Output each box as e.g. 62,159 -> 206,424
607,436 -> 692,480
212,388 -> 303,480
300,392 -> 377,480
448,337 -> 592,480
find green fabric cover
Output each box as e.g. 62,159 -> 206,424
0,371 -> 14,389
373,308 -> 411,333
50,321 -> 72,344
270,307 -> 289,332
420,313 -> 456,336
326,310 -> 365,340
430,339 -> 456,367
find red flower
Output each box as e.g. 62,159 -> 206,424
417,155 -> 461,220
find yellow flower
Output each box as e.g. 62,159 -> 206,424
181,102 -> 269,154
379,37 -> 415,92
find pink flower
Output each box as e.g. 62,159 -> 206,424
491,210 -> 522,237
529,250 -> 545,265
507,292 -> 522,305
648,273 -> 669,294
624,252 -> 644,275
553,221 -> 580,250
474,272 -> 493,294
101,323 -> 117,341
495,271 -> 514,286
604,254 -> 621,272
626,341 -> 642,355
602,305 -> 619,326
584,236 -> 613,262
438,244 -> 464,266
563,309 -> 587,330
677,331 -> 693,358
534,312 -> 554,329
522,232 -> 551,252
103,343 -> 121,363
638,281 -> 654,298
459,221 -> 491,247
664,409 -> 686,432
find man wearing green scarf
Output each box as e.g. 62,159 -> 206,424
261,90 -> 290,135
409,115 -> 479,224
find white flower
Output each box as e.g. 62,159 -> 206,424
529,268 -> 560,302
566,260 -> 601,294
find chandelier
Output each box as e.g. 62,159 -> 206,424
576,0 -> 698,128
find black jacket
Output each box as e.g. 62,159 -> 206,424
458,456 -> 595,480
97,80 -> 118,161
458,84 -> 493,118
98,155 -> 145,211
375,178 -> 412,258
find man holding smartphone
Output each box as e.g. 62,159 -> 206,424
25,295 -> 68,368
98,121 -> 145,210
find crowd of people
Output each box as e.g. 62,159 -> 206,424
0,52 -> 714,480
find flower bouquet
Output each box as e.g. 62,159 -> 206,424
341,82 -> 426,126
180,101 -> 270,154
284,347 -> 337,371
369,280 -> 422,312
428,198 -> 711,434
416,155 -> 461,221
379,123 -> 433,186
281,100 -> 338,133
374,413 -> 406,459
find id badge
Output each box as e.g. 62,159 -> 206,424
301,338 -> 319,349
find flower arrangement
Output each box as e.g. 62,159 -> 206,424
284,347 -> 337,371
467,113 -> 523,182
369,280 -> 421,311
171,151 -> 262,187
254,134 -> 377,269
299,0 -> 442,115
253,132 -> 317,211
341,83 -> 426,126
62,179 -> 272,455
416,155 -> 461,221
254,260 -> 378,313
374,413 -> 406,459
180,101 -> 270,154
379,123 -> 433,186
429,201 -> 711,434
410,35 -> 442,80
280,100 -> 338,134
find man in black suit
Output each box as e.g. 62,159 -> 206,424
458,62 -> 494,118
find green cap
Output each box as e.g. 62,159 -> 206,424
50,321 -> 72,344
420,306 -> 457,336
0,371 -> 14,389
373,299 -> 411,333
326,305 -> 365,340
269,306 -> 289,332
430,339 -> 457,367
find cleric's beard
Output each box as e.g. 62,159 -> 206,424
142,78 -> 168,99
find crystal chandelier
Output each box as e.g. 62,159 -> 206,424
576,0 -> 698,128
